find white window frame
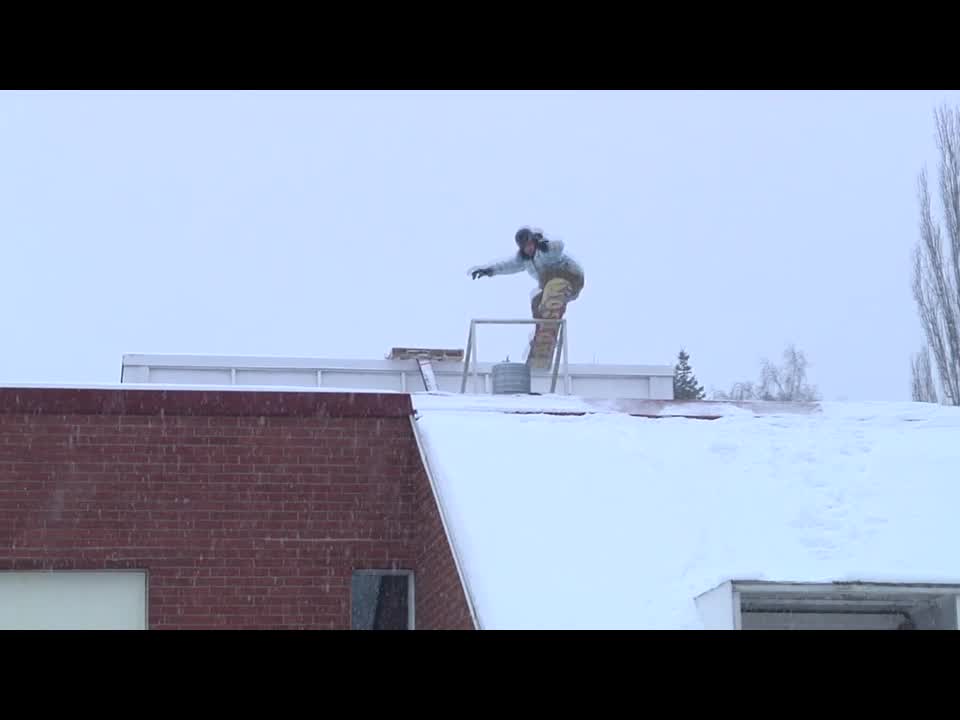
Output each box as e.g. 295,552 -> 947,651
351,569 -> 415,630
695,580 -> 960,630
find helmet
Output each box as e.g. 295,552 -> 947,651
515,227 -> 542,247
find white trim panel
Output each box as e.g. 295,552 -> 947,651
0,571 -> 148,630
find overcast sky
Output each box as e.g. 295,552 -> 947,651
2,89 -> 958,400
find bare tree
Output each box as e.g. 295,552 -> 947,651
911,346 -> 939,403
758,344 -> 819,402
713,344 -> 820,402
713,381 -> 757,402
912,105 -> 960,405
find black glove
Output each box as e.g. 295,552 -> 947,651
471,268 -> 493,279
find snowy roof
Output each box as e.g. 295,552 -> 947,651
411,394 -> 960,629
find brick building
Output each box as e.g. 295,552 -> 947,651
0,386 -> 474,630
5,352 -> 960,630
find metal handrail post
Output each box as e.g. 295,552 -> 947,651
472,323 -> 480,393
549,320 -> 564,394
460,320 -> 475,393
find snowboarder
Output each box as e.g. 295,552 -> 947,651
469,227 -> 585,318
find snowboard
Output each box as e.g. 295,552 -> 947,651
525,277 -> 571,369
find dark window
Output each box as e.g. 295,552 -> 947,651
351,572 -> 412,630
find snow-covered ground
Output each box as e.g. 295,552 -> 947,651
412,395 -> 960,629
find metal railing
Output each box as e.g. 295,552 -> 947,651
459,318 -> 570,394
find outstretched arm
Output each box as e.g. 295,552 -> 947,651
469,253 -> 525,279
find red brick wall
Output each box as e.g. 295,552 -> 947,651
0,388 -> 474,630
413,463 -> 476,630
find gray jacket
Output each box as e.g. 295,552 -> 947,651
471,239 -> 585,292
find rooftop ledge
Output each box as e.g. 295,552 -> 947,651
120,353 -> 675,378
0,383 -> 824,421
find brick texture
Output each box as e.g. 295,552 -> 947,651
0,388 -> 474,630
413,464 -> 476,630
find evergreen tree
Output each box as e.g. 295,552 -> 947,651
674,349 -> 705,400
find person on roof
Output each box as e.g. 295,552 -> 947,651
469,227 -> 585,317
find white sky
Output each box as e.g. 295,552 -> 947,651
2,89 -> 958,400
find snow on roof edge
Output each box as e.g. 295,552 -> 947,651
412,396 -> 960,628
0,381 -> 402,394
412,392 -> 821,418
